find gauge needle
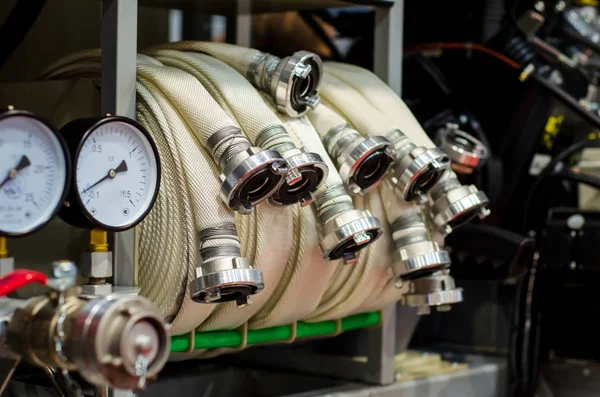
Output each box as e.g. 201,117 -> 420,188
0,155 -> 31,190
81,160 -> 128,194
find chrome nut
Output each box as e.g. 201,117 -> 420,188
402,270 -> 464,315
80,251 -> 113,279
81,283 -> 113,297
220,147 -> 287,214
0,257 -> 14,277
270,51 -> 323,117
320,209 -> 382,264
189,257 -> 264,308
47,260 -> 78,291
268,149 -> 328,207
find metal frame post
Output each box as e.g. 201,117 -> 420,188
374,0 -> 404,95
101,0 -> 138,288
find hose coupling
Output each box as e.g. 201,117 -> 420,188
248,51 -> 323,117
256,125 -> 328,206
435,123 -> 489,175
315,185 -> 382,264
391,211 -> 451,282
402,270 -> 464,315
427,172 -> 490,235
7,292 -> 170,390
386,129 -> 450,202
323,124 -> 394,195
189,224 -> 264,308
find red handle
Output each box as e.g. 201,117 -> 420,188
0,269 -> 48,296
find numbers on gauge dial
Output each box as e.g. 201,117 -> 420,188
75,121 -> 158,229
0,116 -> 67,235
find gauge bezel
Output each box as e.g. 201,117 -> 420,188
70,116 -> 161,232
0,108 -> 71,237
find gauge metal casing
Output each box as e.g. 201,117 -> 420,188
0,108 -> 71,237
59,116 -> 161,231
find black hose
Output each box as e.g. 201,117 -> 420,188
0,0 -> 47,71
523,137 -> 600,230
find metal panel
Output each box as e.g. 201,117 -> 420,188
374,0 -> 403,95
101,0 -> 138,287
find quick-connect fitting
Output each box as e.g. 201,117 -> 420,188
189,223 -> 264,308
402,270 -> 464,315
315,185 -> 382,264
435,123 -> 489,175
427,172 -> 490,236
256,125 -> 328,207
386,129 -> 450,202
248,51 -> 323,117
391,210 -> 451,283
208,126 -> 287,214
7,292 -> 170,390
323,124 -> 394,196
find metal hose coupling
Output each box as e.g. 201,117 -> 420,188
208,126 -> 288,214
435,123 -> 489,175
248,50 -> 323,117
256,125 -> 328,207
7,289 -> 170,390
402,269 -> 464,315
386,129 -> 450,202
189,223 -> 264,308
323,124 -> 394,196
427,172 -> 490,236
314,184 -> 382,264
391,211 -> 451,284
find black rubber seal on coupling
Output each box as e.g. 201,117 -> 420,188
272,166 -> 324,205
330,228 -> 381,260
354,150 -> 394,190
237,167 -> 281,207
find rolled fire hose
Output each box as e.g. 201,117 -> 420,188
324,63 -> 490,235
40,53 -> 271,333
318,73 -> 450,203
257,101 -> 382,323
147,49 -> 328,207
147,41 -> 322,117
306,102 -> 394,196
42,50 -> 289,216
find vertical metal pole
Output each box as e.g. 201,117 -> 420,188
101,0 -> 138,287
227,0 -> 253,47
374,1 -> 404,95
366,305 -> 396,384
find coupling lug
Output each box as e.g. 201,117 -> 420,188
268,150 -> 328,207
270,51 -> 323,117
220,148 -> 286,214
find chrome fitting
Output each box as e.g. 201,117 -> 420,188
71,295 -> 170,389
315,185 -> 382,264
219,147 -> 287,214
386,129 -> 450,202
248,51 -> 323,117
427,173 -> 490,235
8,292 -> 170,390
189,224 -> 264,308
256,126 -> 328,207
402,270 -> 464,315
391,212 -> 451,281
436,123 -> 489,174
324,124 -> 394,195
268,148 -> 328,207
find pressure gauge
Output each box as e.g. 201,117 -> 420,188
59,116 -> 160,231
0,108 -> 70,237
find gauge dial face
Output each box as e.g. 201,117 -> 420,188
75,120 -> 159,230
0,114 -> 68,236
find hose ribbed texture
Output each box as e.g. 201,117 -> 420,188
324,62 -> 436,149
147,41 -> 262,80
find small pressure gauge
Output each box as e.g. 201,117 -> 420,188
0,108 -> 70,237
59,116 -> 160,231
